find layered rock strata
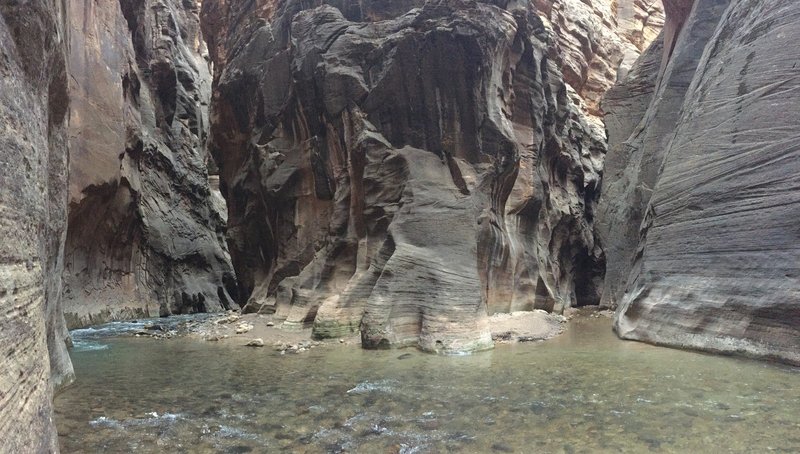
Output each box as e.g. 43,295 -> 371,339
600,0 -> 800,364
201,0 -> 624,352
537,0 -> 664,122
63,0 -> 238,328
0,0 -> 71,449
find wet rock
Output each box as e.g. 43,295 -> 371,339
245,338 -> 265,347
491,442 -> 514,453
603,0 -> 800,366
235,322 -> 254,334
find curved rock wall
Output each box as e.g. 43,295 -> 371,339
62,0 -> 238,328
600,0 -> 800,365
0,0 -> 70,449
201,0 -> 633,352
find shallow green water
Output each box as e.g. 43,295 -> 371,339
55,317 -> 800,453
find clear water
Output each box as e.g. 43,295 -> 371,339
55,316 -> 800,453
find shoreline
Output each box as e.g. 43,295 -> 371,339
127,307 -> 613,354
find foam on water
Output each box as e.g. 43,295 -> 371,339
346,379 -> 398,394
71,340 -> 110,352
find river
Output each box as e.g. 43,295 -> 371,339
55,316 -> 800,453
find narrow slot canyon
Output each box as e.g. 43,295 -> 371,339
1,0 -> 798,452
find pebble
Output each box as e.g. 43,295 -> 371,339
235,322 -> 254,334
245,338 -> 265,347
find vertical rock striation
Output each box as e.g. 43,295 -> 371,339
0,0 -> 70,449
201,0 -> 640,352
600,0 -> 800,365
63,0 -> 238,328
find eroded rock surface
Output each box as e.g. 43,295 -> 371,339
601,0 -> 800,365
537,0 -> 664,123
597,0 -> 729,309
201,0 -> 622,352
62,0 -> 238,328
0,0 -> 70,449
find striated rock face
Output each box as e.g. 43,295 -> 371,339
597,0 -> 728,309
201,0 -> 617,352
537,0 -> 664,122
0,0 -> 70,449
600,0 -> 800,365
63,0 -> 238,328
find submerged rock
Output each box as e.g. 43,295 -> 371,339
600,0 -> 800,365
245,338 -> 265,347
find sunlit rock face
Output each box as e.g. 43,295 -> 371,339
200,0 -> 661,352
0,0 -> 70,449
536,0 -> 664,124
600,0 -> 800,365
62,0 -> 238,328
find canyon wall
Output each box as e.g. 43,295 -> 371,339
538,0 -> 663,124
201,0 -> 660,352
62,0 -> 238,328
0,0 -> 70,450
600,0 -> 800,365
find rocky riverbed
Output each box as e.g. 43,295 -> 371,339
56,314 -> 800,453
78,308 -> 574,356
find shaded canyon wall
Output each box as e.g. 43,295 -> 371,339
0,0 -> 71,450
599,0 -> 800,365
200,0 -> 662,352
62,0 -> 238,328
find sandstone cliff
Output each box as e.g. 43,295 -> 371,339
537,0 -> 663,123
200,0 -> 659,352
599,0 -> 800,365
62,0 -> 238,328
0,0 -> 70,450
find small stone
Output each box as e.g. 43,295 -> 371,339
266,321 -> 275,327
235,322 -> 254,334
418,419 -> 440,430
245,338 -> 264,347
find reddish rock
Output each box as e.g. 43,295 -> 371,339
62,0 -> 238,328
